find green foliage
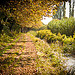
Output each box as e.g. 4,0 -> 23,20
62,32 -> 75,53
36,30 -> 52,39
63,32 -> 75,53
36,30 -> 66,43
28,30 -> 37,36
36,30 -> 75,53
62,36 -> 74,44
0,8 -> 21,36
0,9 -> 21,52
28,32 -> 66,75
0,33 -> 20,56
47,17 -> 75,36
38,25 -> 47,30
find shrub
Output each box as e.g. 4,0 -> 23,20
36,30 -> 75,53
36,30 -> 52,40
38,25 -> 47,30
36,30 -> 66,43
62,32 -> 75,53
0,33 -> 11,42
47,17 -> 75,36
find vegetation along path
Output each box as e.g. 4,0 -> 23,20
0,33 -> 37,75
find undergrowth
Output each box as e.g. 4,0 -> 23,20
27,32 -> 67,75
36,30 -> 75,54
0,32 -> 21,56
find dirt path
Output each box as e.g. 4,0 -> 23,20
0,34 -> 37,75
23,34 -> 37,75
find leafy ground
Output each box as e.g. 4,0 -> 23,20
0,32 -> 68,75
0,33 -> 37,75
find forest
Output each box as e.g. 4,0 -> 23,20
0,0 -> 75,75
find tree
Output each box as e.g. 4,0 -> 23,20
72,0 -> 74,17
0,0 -> 68,29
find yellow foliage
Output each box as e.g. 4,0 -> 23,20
7,0 -> 63,28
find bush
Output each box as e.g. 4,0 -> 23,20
47,17 -> 75,36
38,25 -> 47,30
36,30 -> 75,53
36,30 -> 66,43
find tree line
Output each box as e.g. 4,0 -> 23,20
53,0 -> 75,19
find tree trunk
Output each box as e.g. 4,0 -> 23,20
69,0 -> 71,17
60,8 -> 61,19
72,0 -> 74,17
21,27 -> 23,33
63,1 -> 66,17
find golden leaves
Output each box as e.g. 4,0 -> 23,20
10,0 -> 62,28
13,8 -> 16,10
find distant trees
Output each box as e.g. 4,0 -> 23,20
53,0 -> 75,19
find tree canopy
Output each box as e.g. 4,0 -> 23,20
0,0 -> 68,29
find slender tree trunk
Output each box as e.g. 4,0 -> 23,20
72,0 -> 74,17
63,1 -> 66,17
60,8 -> 61,19
69,0 -> 71,17
21,27 -> 23,33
